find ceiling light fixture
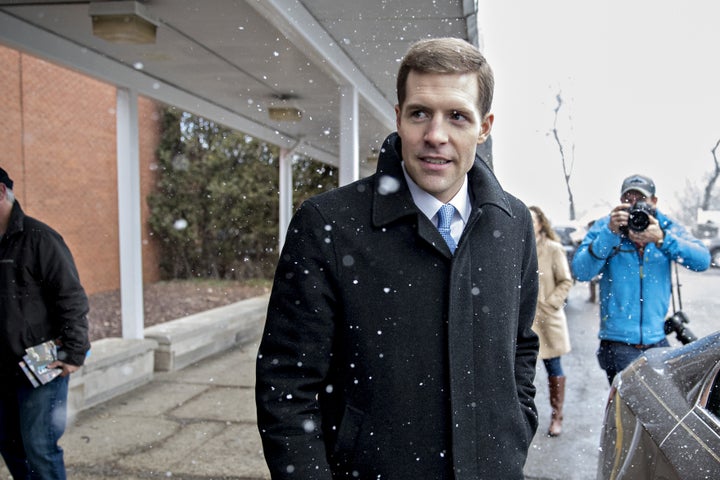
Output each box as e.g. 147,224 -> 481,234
268,94 -> 303,122
89,1 -> 158,45
365,147 -> 379,166
268,107 -> 303,122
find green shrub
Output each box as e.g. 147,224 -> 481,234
148,106 -> 336,280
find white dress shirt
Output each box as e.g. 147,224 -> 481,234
401,163 -> 470,246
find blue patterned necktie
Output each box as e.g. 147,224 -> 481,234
437,204 -> 457,253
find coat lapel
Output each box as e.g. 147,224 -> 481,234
370,134 -> 454,255
370,132 -> 516,256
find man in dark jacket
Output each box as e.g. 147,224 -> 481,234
256,38 -> 539,479
0,167 -> 90,480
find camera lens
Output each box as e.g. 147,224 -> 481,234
628,210 -> 650,231
627,201 -> 655,232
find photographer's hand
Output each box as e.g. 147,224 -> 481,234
628,215 -> 664,247
608,204 -> 630,234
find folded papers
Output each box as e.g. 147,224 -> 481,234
19,340 -> 61,387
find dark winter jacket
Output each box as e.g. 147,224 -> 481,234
0,201 -> 90,382
256,133 -> 539,479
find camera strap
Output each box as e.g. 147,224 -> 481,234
669,262 -> 683,314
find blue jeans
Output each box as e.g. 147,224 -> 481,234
0,375 -> 69,480
597,339 -> 670,385
542,357 -> 564,377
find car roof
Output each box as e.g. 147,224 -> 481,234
615,332 -> 720,440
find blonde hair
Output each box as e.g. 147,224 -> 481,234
529,206 -> 560,242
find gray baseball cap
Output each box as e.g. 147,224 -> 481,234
621,174 -> 655,197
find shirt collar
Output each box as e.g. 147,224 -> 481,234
401,162 -> 471,223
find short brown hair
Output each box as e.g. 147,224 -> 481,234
396,37 -> 494,117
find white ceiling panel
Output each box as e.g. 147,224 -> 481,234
0,0 -> 479,172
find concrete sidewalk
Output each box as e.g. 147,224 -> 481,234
62,337 -> 270,479
1,336 -> 271,480
0,280 -> 646,479
3,286 -> 599,480
524,282 -> 608,480
5,270 -> 718,479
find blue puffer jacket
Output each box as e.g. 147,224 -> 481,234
572,210 -> 710,345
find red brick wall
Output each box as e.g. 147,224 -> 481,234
0,44 -> 161,294
138,101 -> 162,286
0,47 -> 23,186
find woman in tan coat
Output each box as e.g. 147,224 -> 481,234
529,206 -> 574,437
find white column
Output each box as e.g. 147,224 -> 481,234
278,147 -> 293,252
338,84 -> 359,186
116,87 -> 145,339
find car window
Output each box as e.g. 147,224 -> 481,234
553,228 -> 574,246
692,223 -> 718,239
707,370 -> 720,419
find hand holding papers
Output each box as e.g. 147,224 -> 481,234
19,340 -> 62,387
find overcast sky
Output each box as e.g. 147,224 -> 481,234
477,0 -> 720,226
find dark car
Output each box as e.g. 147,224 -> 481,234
692,223 -> 720,268
553,225 -> 582,266
597,331 -> 720,479
701,235 -> 720,269
706,236 -> 720,268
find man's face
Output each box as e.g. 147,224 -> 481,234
621,190 -> 657,208
395,71 -> 493,204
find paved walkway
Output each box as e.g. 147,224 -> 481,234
2,285 -> 601,480
65,337 -> 270,479
524,282 -> 607,480
10,272 -> 717,479
1,336 -> 270,480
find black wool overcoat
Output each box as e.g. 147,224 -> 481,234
256,133 -> 539,479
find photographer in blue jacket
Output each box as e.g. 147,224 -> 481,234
572,174 -> 710,385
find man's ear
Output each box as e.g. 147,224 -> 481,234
478,113 -> 494,144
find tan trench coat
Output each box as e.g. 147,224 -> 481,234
533,236 -> 573,359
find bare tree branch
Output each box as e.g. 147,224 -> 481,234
701,138 -> 720,211
552,91 -> 576,220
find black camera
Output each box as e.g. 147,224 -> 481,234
627,201 -> 656,232
620,201 -> 656,235
664,311 -> 698,345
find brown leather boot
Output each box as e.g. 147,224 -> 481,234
548,375 -> 566,437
